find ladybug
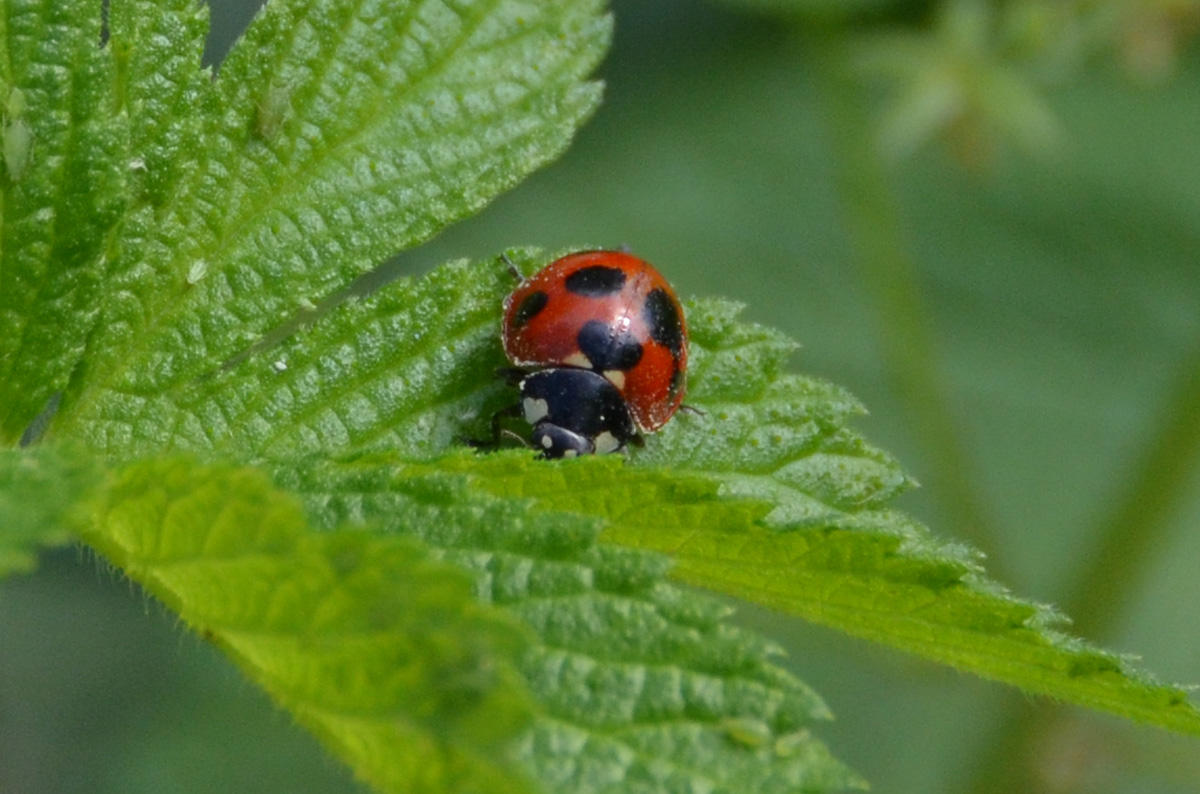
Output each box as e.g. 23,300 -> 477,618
494,250 -> 689,459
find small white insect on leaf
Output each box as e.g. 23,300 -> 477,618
187,260 -> 208,285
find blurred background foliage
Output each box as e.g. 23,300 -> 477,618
3,0 -> 1199,792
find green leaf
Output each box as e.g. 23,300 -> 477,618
56,0 -> 610,446
81,233 -> 1200,741
0,445 -> 99,576
10,0 -> 1193,787
274,455 -> 864,794
464,452 -> 1200,733
81,457 -> 541,794
0,0 -> 126,442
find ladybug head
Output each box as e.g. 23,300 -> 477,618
518,368 -> 639,459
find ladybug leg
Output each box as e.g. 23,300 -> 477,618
464,402 -> 524,451
607,432 -> 642,459
678,404 -> 707,418
489,402 -> 524,444
500,429 -> 531,448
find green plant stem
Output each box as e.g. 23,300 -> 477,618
808,34 -> 1008,580
1060,338 -> 1200,638
960,336 -> 1200,794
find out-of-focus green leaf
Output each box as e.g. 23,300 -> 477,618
0,446 -> 99,576
705,0 -> 893,22
82,458 -> 540,794
852,0 -> 1062,165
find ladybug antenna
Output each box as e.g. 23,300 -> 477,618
500,429 -> 530,448
463,402 -> 524,451
500,252 -> 523,281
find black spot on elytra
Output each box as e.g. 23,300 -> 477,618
577,320 -> 644,371
512,290 -> 549,328
643,288 -> 684,358
565,265 -> 627,297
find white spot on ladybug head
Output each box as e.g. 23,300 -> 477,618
540,435 -> 553,449
594,431 -> 621,455
563,448 -> 578,459
565,352 -> 593,370
603,370 -> 626,390
523,397 -> 550,425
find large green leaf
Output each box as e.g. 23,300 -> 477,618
167,248 -> 1197,738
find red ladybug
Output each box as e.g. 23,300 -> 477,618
498,250 -> 689,458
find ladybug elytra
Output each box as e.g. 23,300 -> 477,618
495,250 -> 689,459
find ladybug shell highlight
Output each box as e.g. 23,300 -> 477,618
502,251 -> 688,432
